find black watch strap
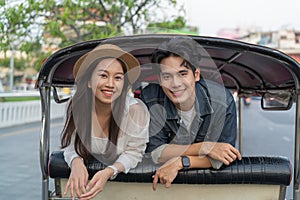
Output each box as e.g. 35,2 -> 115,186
181,155 -> 190,170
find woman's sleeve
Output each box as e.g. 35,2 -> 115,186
116,99 -> 150,173
63,136 -> 81,168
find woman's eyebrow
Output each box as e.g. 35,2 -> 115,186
95,69 -> 106,73
115,72 -> 125,75
95,69 -> 124,75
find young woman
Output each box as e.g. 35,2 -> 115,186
61,44 -> 149,200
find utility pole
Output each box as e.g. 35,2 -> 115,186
9,44 -> 14,91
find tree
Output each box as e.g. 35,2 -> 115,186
0,0 -> 47,73
0,0 -> 42,53
0,0 -> 183,61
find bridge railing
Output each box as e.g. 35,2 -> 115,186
0,92 -> 66,128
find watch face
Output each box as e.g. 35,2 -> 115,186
181,156 -> 190,170
108,165 -> 118,180
110,172 -> 118,180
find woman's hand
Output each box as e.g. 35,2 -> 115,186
79,168 -> 113,200
64,157 -> 88,200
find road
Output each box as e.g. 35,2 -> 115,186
0,118 -> 63,200
241,99 -> 295,200
0,99 -> 296,199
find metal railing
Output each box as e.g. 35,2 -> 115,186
0,92 -> 66,128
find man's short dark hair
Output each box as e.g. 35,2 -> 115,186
151,37 -> 202,74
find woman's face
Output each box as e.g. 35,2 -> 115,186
88,58 -> 125,105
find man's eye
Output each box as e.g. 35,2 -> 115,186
162,75 -> 171,80
178,72 -> 187,78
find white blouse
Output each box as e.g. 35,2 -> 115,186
63,95 -> 150,173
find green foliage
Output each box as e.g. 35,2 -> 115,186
0,57 -> 29,70
148,16 -> 186,29
1,0 -> 183,71
147,16 -> 198,35
1,96 -> 40,102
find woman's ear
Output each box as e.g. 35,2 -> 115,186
195,68 -> 200,81
88,81 -> 91,88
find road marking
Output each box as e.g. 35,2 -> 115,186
282,136 -> 291,142
0,127 -> 39,138
0,122 -> 63,138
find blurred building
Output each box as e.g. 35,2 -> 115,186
217,28 -> 300,63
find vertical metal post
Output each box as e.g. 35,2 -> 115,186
294,94 -> 300,200
39,85 -> 51,200
238,97 -> 242,154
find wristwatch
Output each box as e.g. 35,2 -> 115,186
181,155 -> 190,170
107,165 -> 118,180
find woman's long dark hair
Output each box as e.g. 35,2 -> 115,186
61,57 -> 129,163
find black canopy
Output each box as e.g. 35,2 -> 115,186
37,34 -> 300,97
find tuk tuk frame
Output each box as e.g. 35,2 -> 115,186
37,34 -> 300,199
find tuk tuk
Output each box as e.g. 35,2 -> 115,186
37,34 -> 300,199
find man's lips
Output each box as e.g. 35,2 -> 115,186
170,89 -> 185,97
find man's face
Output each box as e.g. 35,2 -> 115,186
159,56 -> 200,111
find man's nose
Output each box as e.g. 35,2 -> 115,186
172,75 -> 182,87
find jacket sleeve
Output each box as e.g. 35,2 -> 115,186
218,91 -> 237,146
208,90 -> 237,146
139,85 -> 170,153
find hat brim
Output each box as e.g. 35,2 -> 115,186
73,46 -> 140,84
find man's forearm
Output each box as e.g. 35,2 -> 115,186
189,155 -> 212,169
158,143 -> 202,163
158,142 -> 227,162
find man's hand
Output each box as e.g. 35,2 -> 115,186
152,157 -> 182,191
201,142 -> 242,165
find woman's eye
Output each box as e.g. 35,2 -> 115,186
115,76 -> 124,81
99,74 -> 108,79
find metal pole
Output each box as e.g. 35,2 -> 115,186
39,86 -> 51,200
294,94 -> 300,200
9,44 -> 14,91
238,97 -> 242,154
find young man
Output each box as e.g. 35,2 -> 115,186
139,37 -> 241,190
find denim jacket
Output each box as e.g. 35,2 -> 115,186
139,78 -> 237,155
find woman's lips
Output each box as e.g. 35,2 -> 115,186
102,90 -> 114,97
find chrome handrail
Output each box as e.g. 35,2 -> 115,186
39,86 -> 51,200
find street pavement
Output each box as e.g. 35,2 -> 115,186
0,100 -> 296,199
0,118 -> 63,200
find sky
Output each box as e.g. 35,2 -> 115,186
177,0 -> 300,36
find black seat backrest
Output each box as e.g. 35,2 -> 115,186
49,151 -> 291,186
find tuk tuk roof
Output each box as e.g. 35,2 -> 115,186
37,34 -> 300,96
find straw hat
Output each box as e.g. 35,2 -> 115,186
73,44 -> 140,84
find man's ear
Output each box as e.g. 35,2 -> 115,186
195,68 -> 200,81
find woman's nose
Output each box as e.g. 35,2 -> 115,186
105,77 -> 114,87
